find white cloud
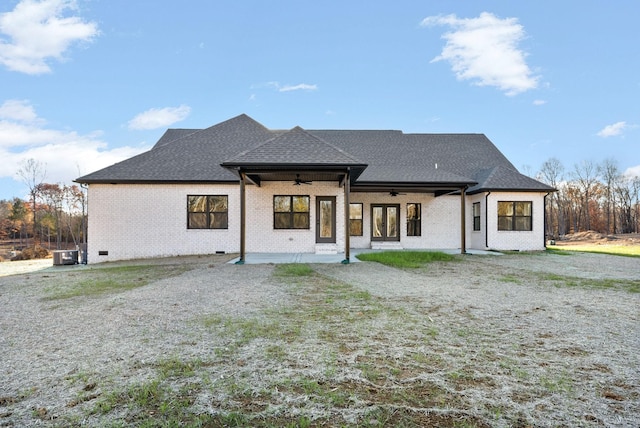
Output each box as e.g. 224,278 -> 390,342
258,81 -> 318,92
0,99 -> 42,122
127,105 -> 191,130
0,99 -> 148,188
279,83 -> 317,92
624,165 -> 640,178
597,121 -> 627,138
0,0 -> 99,74
533,99 -> 547,106
421,12 -> 540,96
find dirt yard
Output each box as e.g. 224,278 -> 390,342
553,231 -> 640,247
0,250 -> 638,427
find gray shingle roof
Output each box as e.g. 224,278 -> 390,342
469,165 -> 553,193
77,114 -> 276,182
76,114 -> 554,192
222,126 -> 365,166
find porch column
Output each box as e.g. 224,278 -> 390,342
342,169 -> 351,264
460,186 -> 467,254
236,171 -> 246,264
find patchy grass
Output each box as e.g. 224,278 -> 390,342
356,250 -> 456,268
544,248 -> 573,256
6,255 -> 637,427
273,263 -> 315,277
547,244 -> 640,257
79,265 -> 494,427
42,264 -> 189,300
498,273 -> 523,284
538,272 -> 640,293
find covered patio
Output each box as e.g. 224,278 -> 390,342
227,248 -> 502,264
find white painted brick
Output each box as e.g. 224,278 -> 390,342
87,183 -> 239,263
485,192 -> 547,251
87,184 -> 548,262
245,181 -> 345,253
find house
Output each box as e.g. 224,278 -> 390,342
76,114 -> 555,263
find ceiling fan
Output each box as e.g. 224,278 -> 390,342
389,189 -> 406,196
294,174 -> 312,185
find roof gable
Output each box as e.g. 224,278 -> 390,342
77,114 -> 277,183
469,165 -> 555,193
222,126 -> 365,166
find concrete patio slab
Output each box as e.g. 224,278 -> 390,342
227,248 -> 502,264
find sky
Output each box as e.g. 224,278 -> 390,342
1,0 -> 639,200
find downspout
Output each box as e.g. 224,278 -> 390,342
460,185 -> 467,254
485,191 -> 491,249
236,171 -> 246,264
544,192 -> 550,249
80,182 -> 89,264
342,168 -> 351,264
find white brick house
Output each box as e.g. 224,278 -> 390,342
77,115 -> 554,263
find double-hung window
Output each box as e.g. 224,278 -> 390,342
473,202 -> 481,231
274,196 -> 310,229
187,195 -> 228,229
407,203 -> 421,236
349,203 -> 363,236
498,201 -> 532,231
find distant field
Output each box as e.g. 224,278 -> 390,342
548,244 -> 640,257
549,232 -> 640,257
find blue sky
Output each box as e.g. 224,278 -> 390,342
1,0 -> 639,200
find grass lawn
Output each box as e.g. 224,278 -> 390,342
355,250 -> 456,268
547,244 -> 640,257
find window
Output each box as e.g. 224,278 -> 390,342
407,203 -> 421,236
498,201 -> 532,231
188,195 -> 228,229
274,196 -> 310,229
473,202 -> 481,231
349,203 -> 363,236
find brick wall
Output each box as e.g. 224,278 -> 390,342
245,181 -> 345,253
485,191 -> 547,251
87,183 -> 240,263
349,192 -> 460,249
87,184 -> 547,262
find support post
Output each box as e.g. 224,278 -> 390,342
460,186 -> 467,254
236,171 -> 246,264
342,169 -> 351,264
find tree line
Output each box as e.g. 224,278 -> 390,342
0,159 -> 87,251
537,158 -> 640,238
1,157 -> 639,251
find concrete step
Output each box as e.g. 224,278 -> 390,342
370,241 -> 403,250
315,244 -> 338,254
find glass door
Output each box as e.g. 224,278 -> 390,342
316,196 -> 336,243
371,204 -> 400,241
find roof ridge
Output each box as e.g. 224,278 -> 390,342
289,127 -> 364,163
223,125 -> 364,165
154,114 -> 268,150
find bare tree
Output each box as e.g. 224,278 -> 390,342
615,174 -> 640,233
633,176 -> 640,233
538,158 -> 564,237
16,159 -> 46,245
572,160 -> 599,231
39,183 -> 65,249
598,159 -> 620,234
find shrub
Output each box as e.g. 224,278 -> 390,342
11,246 -> 50,261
